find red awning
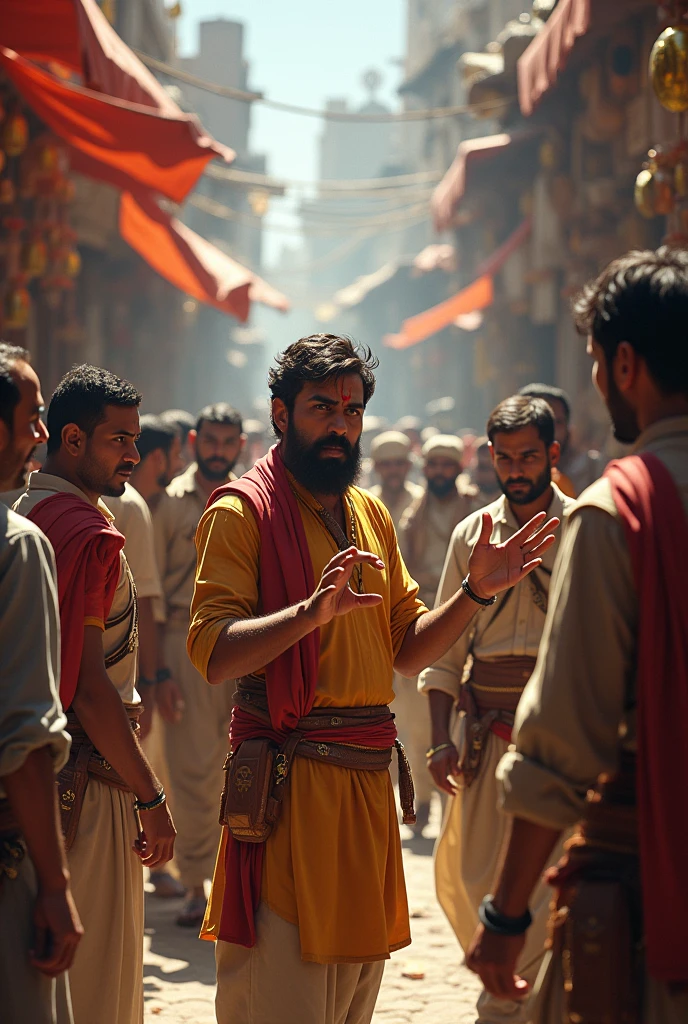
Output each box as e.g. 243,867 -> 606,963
431,131 -> 540,233
0,48 -> 232,203
119,191 -> 290,322
517,0 -> 591,117
384,219 -> 531,349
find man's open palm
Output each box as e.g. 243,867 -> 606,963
467,511 -> 560,600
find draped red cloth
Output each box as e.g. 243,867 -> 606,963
606,452 -> 688,984
25,492 -> 124,710
206,445 -> 397,946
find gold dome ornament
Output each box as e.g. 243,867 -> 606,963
634,168 -> 658,218
650,26 -> 688,112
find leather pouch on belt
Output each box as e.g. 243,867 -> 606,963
554,879 -> 640,1024
57,741 -> 93,851
219,738 -> 278,843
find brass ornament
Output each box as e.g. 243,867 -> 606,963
650,26 -> 688,113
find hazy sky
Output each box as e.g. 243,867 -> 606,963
177,0 -> 407,264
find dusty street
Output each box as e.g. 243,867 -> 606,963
143,808 -> 482,1023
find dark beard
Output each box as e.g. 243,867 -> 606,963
500,463 -> 551,506
427,477 -> 458,499
606,372 -> 640,445
283,421 -> 361,496
196,455 -> 235,482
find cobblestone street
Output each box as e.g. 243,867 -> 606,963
143,810 -> 481,1023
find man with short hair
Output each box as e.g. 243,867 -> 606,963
519,382 -> 601,496
187,333 -> 558,1023
0,344 -> 82,1023
368,430 -> 423,531
467,249 -> 688,1022
15,364 -> 176,1024
153,402 -> 246,927
420,395 -> 574,1024
129,414 -> 182,511
0,342 -> 49,507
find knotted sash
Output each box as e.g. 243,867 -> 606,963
26,491 -> 124,709
206,445 -> 398,946
606,452 -> 688,983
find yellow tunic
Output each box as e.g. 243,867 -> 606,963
187,477 -> 427,963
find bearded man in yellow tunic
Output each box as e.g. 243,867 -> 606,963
187,334 -> 559,1024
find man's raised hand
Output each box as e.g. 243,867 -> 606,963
306,546 -> 384,626
467,511 -> 560,600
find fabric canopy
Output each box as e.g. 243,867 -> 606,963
431,131 -> 540,233
517,0 -> 591,117
0,47 -> 232,203
119,191 -> 290,321
384,219 -> 531,349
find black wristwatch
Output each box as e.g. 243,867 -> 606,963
478,895 -> 532,936
155,667 -> 172,684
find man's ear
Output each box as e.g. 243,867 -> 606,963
239,432 -> 247,452
272,397 -> 288,436
613,341 -> 639,394
549,440 -> 561,468
488,441 -> 496,467
188,429 -> 198,456
0,419 -> 9,454
62,423 -> 83,458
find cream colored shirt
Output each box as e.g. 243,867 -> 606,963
153,463 -> 235,625
15,473 -> 139,704
419,484 -> 573,700
497,417 -> 688,830
369,480 -> 424,532
106,483 -> 162,601
0,508 -> 70,796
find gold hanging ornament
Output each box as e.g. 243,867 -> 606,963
634,168 -> 657,218
650,26 -> 688,112
4,276 -> 31,330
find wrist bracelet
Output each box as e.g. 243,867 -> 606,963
155,667 -> 172,684
478,895 -> 532,936
426,742 -> 454,760
134,789 -> 166,812
462,576 -> 497,607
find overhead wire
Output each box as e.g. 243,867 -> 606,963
203,163 -> 441,192
135,49 -> 510,122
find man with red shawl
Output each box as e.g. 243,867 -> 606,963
187,333 -> 560,1024
466,247 -> 688,1023
15,365 -> 176,1024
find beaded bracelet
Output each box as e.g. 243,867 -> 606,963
462,576 -> 497,607
134,789 -> 166,812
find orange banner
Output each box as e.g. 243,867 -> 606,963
384,275 -> 494,350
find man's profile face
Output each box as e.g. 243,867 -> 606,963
78,405 -> 141,498
474,448 -> 499,495
490,425 -> 557,506
194,422 -> 244,482
588,336 -> 640,444
375,457 -> 409,492
0,360 -> 48,484
424,455 -> 461,499
277,373 -> 364,496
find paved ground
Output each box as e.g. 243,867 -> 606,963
143,802 -> 482,1023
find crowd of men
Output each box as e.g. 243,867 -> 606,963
0,245 -> 686,1024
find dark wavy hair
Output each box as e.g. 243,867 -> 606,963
268,334 -> 378,437
47,365 -> 141,454
487,395 -> 555,447
572,246 -> 688,396
0,342 -> 30,435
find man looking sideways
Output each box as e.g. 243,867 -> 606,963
186,334 -> 558,1024
467,248 -> 688,1023
0,344 -> 82,1023
419,395 -> 574,1024
15,365 -> 176,1024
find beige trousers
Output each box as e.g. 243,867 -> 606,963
59,780 -> 144,1024
435,722 -> 566,1024
0,852 -> 73,1024
215,904 -> 385,1024
392,673 -> 433,806
163,627 -> 233,889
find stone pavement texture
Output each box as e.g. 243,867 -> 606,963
143,807 -> 482,1023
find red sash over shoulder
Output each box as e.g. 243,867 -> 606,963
206,446 -> 397,946
606,452 -> 688,984
26,491 -> 124,710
